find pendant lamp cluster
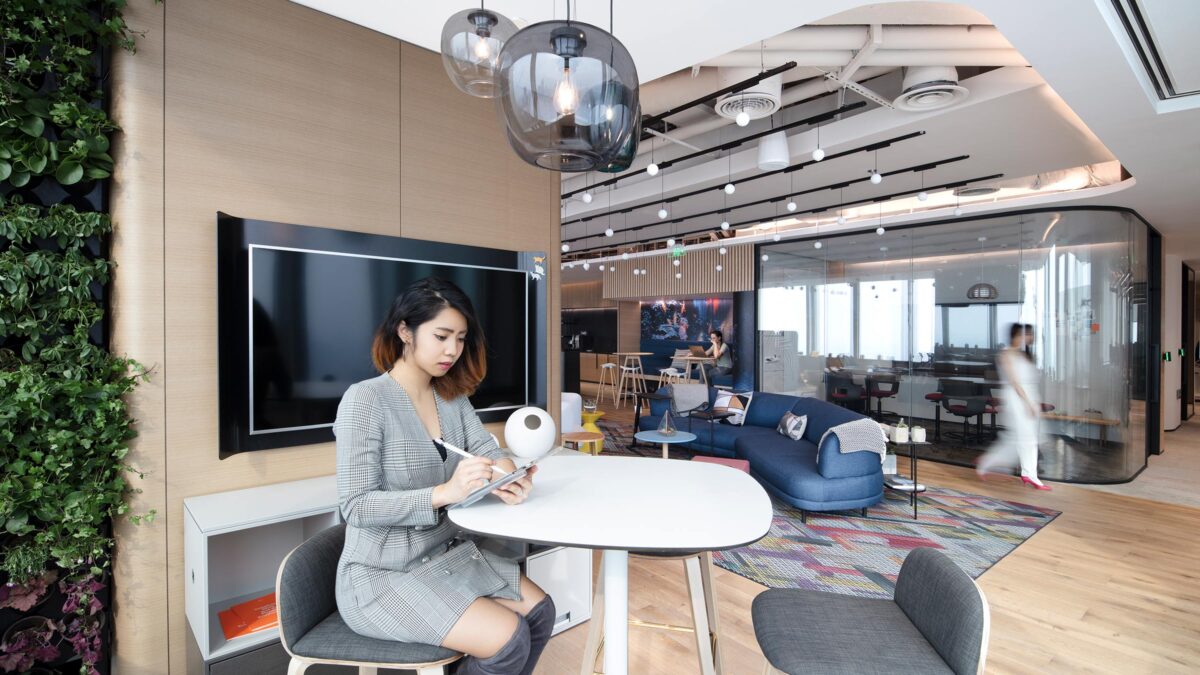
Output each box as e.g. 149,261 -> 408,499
441,2 -> 640,173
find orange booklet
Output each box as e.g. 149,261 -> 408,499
218,592 -> 278,640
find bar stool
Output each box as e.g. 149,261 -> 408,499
659,367 -> 686,385
597,362 -> 619,406
580,550 -> 723,675
617,359 -> 646,408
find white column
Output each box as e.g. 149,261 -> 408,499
602,549 -> 629,675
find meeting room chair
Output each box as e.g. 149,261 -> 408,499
940,379 -> 988,443
865,373 -> 901,419
753,547 -> 990,674
276,524 -> 462,675
826,372 -> 866,412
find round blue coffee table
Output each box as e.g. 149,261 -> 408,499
634,430 -> 697,459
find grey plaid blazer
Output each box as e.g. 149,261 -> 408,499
333,373 -> 523,645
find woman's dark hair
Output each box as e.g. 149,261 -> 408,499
1009,322 -> 1035,360
710,330 -> 724,341
371,277 -> 487,399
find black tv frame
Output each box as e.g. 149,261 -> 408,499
217,213 -> 547,458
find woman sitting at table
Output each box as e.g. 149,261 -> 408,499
703,330 -> 733,381
333,277 -> 554,675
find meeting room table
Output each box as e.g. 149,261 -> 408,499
448,453 -> 772,675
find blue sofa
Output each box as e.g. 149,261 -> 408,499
641,387 -> 884,516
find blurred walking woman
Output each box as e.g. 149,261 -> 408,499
334,277 -> 555,674
977,323 -> 1051,490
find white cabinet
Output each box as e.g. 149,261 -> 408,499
184,476 -> 340,664
525,545 -> 592,635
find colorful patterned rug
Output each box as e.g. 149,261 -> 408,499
595,418 -> 1060,599
712,488 -> 1060,599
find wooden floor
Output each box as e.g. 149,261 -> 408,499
534,383 -> 1200,674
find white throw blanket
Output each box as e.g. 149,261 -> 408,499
670,383 -> 709,416
817,418 -> 888,463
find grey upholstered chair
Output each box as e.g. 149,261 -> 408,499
275,524 -> 463,675
752,547 -> 990,674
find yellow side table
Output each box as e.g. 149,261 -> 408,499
580,411 -> 605,454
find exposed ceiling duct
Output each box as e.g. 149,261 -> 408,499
893,66 -> 969,111
714,71 -> 782,122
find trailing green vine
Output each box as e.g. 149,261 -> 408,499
1,2 -> 152,673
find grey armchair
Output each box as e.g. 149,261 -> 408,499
275,524 -> 462,675
752,547 -> 990,674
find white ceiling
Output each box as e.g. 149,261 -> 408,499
289,0 -> 1200,262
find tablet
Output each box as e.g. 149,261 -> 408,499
448,465 -> 530,509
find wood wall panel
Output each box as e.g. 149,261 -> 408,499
618,301 -> 641,352
108,1 -> 559,671
109,1 -> 167,672
603,245 -> 755,299
563,280 -> 616,308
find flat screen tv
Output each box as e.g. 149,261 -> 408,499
217,214 -> 546,458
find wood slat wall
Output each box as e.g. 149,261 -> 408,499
603,244 -> 755,299
562,280 -> 616,308
108,2 -> 559,672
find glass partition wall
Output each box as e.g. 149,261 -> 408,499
757,208 -> 1155,482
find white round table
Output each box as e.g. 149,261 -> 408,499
448,454 -> 771,675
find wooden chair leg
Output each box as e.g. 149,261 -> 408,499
580,566 -> 606,675
699,551 -> 724,675
685,556 -> 717,675
616,368 -> 628,408
287,658 -> 310,675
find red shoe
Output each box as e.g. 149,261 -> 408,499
1021,476 -> 1052,491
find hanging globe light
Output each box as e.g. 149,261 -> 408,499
440,7 -> 518,98
497,18 -> 639,172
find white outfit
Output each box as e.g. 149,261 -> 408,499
979,348 -> 1043,482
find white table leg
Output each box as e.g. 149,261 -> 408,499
603,549 -> 629,675
661,442 -> 669,459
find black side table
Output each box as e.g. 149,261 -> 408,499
883,440 -> 929,519
631,391 -> 671,451
688,409 -> 735,455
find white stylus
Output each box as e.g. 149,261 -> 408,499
436,438 -> 509,476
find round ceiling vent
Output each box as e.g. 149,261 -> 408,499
715,72 -> 781,122
893,66 -> 969,112
954,185 -> 1000,197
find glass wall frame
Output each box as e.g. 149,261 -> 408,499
755,207 -> 1160,483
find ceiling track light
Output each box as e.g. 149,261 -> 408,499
559,101 -> 874,200
561,135 -> 945,227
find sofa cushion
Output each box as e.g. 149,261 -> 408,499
713,390 -> 752,425
744,392 -> 800,429
777,411 -> 807,440
790,396 -> 869,443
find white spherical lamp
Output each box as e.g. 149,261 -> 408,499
870,171 -> 882,185
604,228 -> 614,237
735,111 -> 750,127
561,243 -> 570,252
724,183 -> 736,195
646,162 -> 659,176
720,220 -> 730,231
504,407 -> 557,459
581,191 -> 593,204
811,147 -> 825,162
917,191 -> 929,201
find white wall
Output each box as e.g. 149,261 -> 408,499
1164,254 -> 1182,430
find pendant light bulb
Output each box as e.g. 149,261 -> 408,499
646,162 -> 659,176
604,228 -> 614,237
837,215 -> 846,225
773,233 -> 781,242
667,237 -> 675,247
917,191 -> 929,201
675,272 -> 682,279
720,220 -> 730,231
658,208 -> 668,219
811,147 -> 825,162
552,67 -> 578,115
598,264 -> 605,270
561,243 -> 570,252
814,241 -> 823,249
724,183 -> 736,195
786,200 -> 797,212
761,253 -> 769,262
735,111 -> 750,127
716,264 -> 723,272
870,171 -> 882,185
622,252 -> 629,260
876,226 -> 885,235
719,247 -> 727,255
673,258 -> 680,266
582,262 -> 589,270
581,191 -> 593,204
473,36 -> 492,60
954,207 -> 964,217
